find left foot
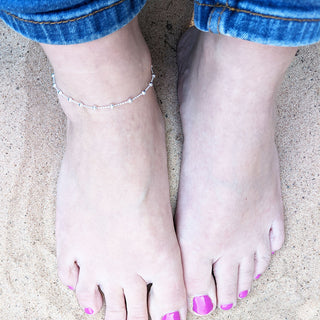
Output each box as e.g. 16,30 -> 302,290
175,28 -> 297,314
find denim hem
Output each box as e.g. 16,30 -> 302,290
194,0 -> 320,46
0,0 -> 147,44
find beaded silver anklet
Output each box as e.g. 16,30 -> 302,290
51,66 -> 155,110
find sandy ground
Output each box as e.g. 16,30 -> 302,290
1,1 -> 319,319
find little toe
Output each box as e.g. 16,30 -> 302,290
237,256 -> 254,299
181,254 -> 215,315
269,219 -> 285,253
75,269 -> 103,315
57,255 -> 79,291
124,278 -> 148,320
213,259 -> 238,310
103,285 -> 126,320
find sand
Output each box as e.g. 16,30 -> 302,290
0,0 -> 319,319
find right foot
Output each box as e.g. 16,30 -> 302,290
41,19 -> 186,320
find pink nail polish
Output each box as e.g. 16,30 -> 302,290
239,290 -> 248,299
193,295 -> 213,315
162,311 -> 180,320
255,274 -> 261,279
84,307 -> 94,315
220,303 -> 233,311
67,286 -> 74,291
272,251 -> 275,255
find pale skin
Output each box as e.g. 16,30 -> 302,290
176,27 -> 297,311
40,17 -> 297,319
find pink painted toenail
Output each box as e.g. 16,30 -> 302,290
239,290 -> 248,299
255,274 -> 261,279
193,295 -> 213,315
162,311 -> 180,320
220,303 -> 233,311
272,251 -> 275,255
67,286 -> 74,291
84,307 -> 94,315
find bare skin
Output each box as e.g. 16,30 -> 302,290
175,28 -> 297,313
41,18 -> 186,320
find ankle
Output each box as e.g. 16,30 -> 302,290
41,18 -> 152,115
198,32 -> 297,90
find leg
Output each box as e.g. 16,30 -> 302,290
40,18 -> 187,320
176,27 -> 297,313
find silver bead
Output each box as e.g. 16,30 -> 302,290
58,90 -> 62,95
92,106 -> 97,110
67,97 -> 72,102
127,98 -> 133,103
149,83 -> 153,87
110,104 -> 114,109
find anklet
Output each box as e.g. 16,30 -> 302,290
51,66 -> 155,110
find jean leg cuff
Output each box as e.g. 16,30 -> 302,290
0,0 -> 147,44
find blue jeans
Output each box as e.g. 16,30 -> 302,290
1,0 -> 320,46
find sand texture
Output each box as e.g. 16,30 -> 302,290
1,0 -> 319,319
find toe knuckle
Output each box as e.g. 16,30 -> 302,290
128,308 -> 148,320
105,307 -> 126,320
260,254 -> 271,265
221,287 -> 236,299
76,290 -> 93,302
129,314 -> 148,320
243,268 -> 254,277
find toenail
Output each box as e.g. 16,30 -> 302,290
272,251 -> 275,255
239,290 -> 248,299
220,303 -> 233,311
162,311 -> 180,320
84,307 -> 94,315
255,274 -> 261,279
67,286 -> 74,291
192,295 -> 213,315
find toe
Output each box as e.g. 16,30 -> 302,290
103,285 -> 126,320
254,244 -> 272,279
181,253 -> 215,315
75,268 -> 103,315
237,256 -> 254,299
269,219 -> 285,253
148,268 -> 187,320
57,255 -> 79,291
213,259 -> 238,310
124,277 -> 148,320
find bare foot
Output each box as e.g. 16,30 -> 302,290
175,27 -> 297,314
41,18 -> 186,320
